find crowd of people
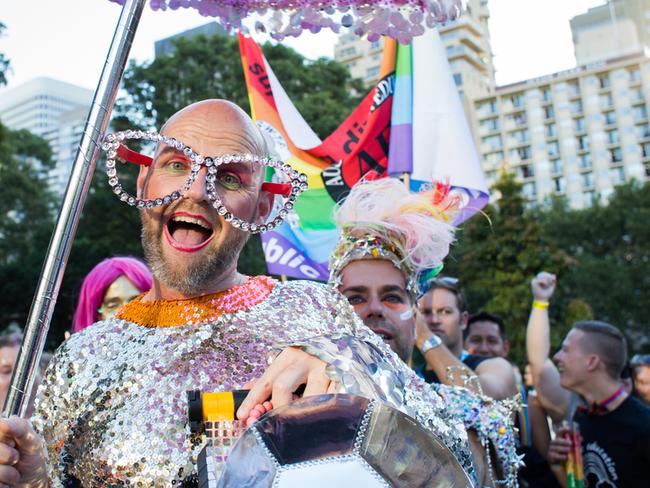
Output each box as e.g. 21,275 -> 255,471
0,98 -> 648,487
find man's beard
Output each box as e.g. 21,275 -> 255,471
363,316 -> 413,363
140,211 -> 247,296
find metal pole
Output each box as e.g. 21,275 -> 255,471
2,0 -> 147,417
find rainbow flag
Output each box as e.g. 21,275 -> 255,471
239,32 -> 488,280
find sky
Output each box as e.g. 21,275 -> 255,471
0,0 -> 606,94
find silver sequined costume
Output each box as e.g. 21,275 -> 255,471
33,279 -> 517,486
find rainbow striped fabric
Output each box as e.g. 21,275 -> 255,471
239,31 -> 488,280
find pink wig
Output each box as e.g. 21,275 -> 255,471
72,256 -> 152,333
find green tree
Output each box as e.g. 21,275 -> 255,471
0,22 -> 10,86
0,124 -> 56,334
539,181 -> 650,351
445,172 -> 570,366
118,33 -> 366,138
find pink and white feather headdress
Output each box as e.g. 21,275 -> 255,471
328,177 -> 459,299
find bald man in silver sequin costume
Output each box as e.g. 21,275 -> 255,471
0,100 -> 516,487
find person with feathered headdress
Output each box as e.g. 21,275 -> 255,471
329,177 -> 523,486
329,176 -> 488,379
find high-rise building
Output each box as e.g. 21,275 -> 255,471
570,0 -> 650,65
334,0 -> 495,102
335,1 -> 650,208
46,106 -> 89,193
0,77 -> 93,193
155,22 -> 227,57
471,55 -> 649,208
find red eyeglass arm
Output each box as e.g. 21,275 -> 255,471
116,144 -> 153,166
115,144 -> 293,196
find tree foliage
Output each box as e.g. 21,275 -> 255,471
536,181 -> 650,349
118,33 -> 366,138
0,124 -> 56,334
0,22 -> 10,87
445,172 -> 572,366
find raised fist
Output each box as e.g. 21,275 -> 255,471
531,272 -> 556,302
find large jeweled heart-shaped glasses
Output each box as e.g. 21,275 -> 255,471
101,129 -> 308,234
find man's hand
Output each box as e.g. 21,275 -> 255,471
415,310 -> 433,350
0,417 -> 48,486
547,434 -> 572,465
531,272 -> 556,302
236,347 -> 338,420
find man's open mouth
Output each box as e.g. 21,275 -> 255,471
164,212 -> 215,252
373,328 -> 394,342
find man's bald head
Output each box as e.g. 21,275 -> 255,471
161,99 -> 268,158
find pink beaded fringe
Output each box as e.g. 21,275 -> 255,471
109,0 -> 464,43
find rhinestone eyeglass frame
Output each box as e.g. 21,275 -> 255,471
100,129 -> 308,234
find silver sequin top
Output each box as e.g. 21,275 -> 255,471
33,280 -> 515,486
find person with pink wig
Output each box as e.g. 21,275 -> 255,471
72,256 -> 152,333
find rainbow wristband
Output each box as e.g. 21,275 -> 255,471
533,300 -> 549,310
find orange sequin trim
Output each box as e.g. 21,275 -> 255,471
116,275 -> 278,328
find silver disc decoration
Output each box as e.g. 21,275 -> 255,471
201,394 -> 473,487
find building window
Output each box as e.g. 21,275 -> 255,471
541,87 -> 551,102
582,172 -> 594,189
604,111 -> 616,125
366,67 -> 380,79
479,99 -> 498,115
629,67 -> 641,84
633,104 -> 647,120
482,135 -> 503,150
583,191 -> 596,207
520,164 -> 535,178
607,129 -> 619,145
544,105 -> 555,120
510,146 -> 531,160
547,141 -> 560,157
567,81 -> 580,98
599,93 -> 613,109
339,47 -> 356,57
453,73 -> 463,86
370,40 -> 382,50
611,166 -> 625,184
511,129 -> 529,144
481,117 -> 500,131
546,123 -> 557,138
513,111 -> 527,125
642,142 -> 650,158
485,151 -> 504,165
551,158 -> 563,174
554,176 -> 565,193
638,123 -> 650,139
510,93 -> 524,108
598,74 -> 610,89
574,117 -> 586,132
523,182 -> 537,199
571,99 -> 583,114
630,87 -> 644,102
577,135 -> 589,151
579,153 -> 592,169
610,147 -> 622,163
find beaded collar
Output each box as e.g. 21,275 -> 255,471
116,275 -> 278,328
